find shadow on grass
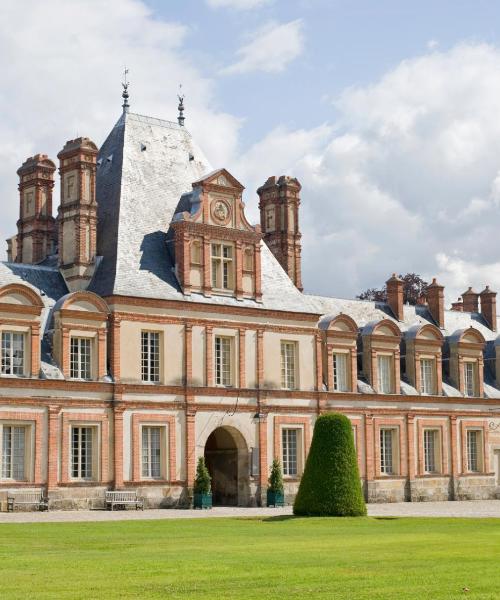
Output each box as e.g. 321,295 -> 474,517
262,515 -> 300,522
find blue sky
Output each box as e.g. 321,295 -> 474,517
3,0 -> 500,303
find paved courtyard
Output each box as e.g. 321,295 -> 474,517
0,500 -> 499,523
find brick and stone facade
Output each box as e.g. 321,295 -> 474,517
0,108 -> 499,510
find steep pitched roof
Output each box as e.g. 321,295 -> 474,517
90,111 -> 312,314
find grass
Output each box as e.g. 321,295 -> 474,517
0,516 -> 499,599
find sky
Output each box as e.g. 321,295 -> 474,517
2,0 -> 500,305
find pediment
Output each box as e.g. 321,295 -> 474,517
193,168 -> 244,192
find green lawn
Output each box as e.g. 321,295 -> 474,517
1,516 -> 499,599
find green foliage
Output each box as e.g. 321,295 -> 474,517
193,456 -> 211,495
357,272 -> 429,305
268,458 -> 284,493
293,413 -> 367,517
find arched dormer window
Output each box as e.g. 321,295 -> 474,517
0,283 -> 44,378
53,291 -> 109,381
405,324 -> 444,395
449,328 -> 485,397
320,314 -> 358,392
362,320 -> 401,395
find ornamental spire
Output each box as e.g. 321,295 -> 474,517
177,84 -> 185,126
122,67 -> 130,114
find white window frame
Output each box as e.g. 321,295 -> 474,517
141,331 -> 161,383
70,336 -> 92,380
466,429 -> 482,473
464,361 -> 477,398
211,242 -> 234,291
282,427 -> 300,477
1,331 -> 26,377
380,428 -> 397,475
377,354 -> 393,394
420,358 -> 435,395
71,425 -> 97,481
281,341 -> 297,390
0,424 -> 31,481
141,425 -> 165,480
423,429 -> 440,474
215,336 -> 233,387
332,352 -> 349,392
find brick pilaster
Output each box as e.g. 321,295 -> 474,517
205,326 -> 213,387
238,328 -> 246,388
185,324 -> 193,386
97,329 -> 106,380
186,407 -> 196,488
30,323 -> 40,377
364,414 -> 375,481
257,329 -> 264,388
47,405 -> 60,491
110,314 -> 121,382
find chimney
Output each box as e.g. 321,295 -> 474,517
258,175 -> 303,291
480,286 -> 497,332
451,298 -> 463,312
426,278 -> 445,328
386,274 -> 404,321
462,287 -> 479,313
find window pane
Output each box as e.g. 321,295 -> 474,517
215,337 -> 232,386
377,355 -> 392,394
467,430 -> 479,472
464,363 -> 476,397
1,332 -> 25,376
70,338 -> 92,380
281,342 -> 296,390
2,426 -> 26,480
420,359 -> 435,395
142,426 -> 162,479
380,428 -> 394,474
141,332 -> 160,383
282,429 -> 298,476
333,353 -> 348,392
424,429 -> 437,473
71,426 -> 94,479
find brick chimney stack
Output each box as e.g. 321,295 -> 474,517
480,286 -> 497,332
462,287 -> 479,313
258,175 -> 302,291
386,274 -> 404,321
427,278 -> 445,328
451,298 -> 463,312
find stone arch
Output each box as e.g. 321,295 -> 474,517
0,283 -> 43,308
413,323 -> 444,342
327,313 -> 358,334
203,425 -> 250,506
59,290 -> 109,314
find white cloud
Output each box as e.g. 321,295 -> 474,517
235,43 -> 500,304
0,0 -> 241,249
220,19 -> 304,75
207,0 -> 272,9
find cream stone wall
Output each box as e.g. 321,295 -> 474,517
245,329 -> 257,388
191,326 -> 205,386
262,331 -> 315,390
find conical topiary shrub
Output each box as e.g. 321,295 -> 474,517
193,456 -> 212,509
293,413 -> 367,516
267,458 -> 285,507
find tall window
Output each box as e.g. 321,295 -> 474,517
380,428 -> 395,475
377,355 -> 393,394
1,332 -> 25,376
142,426 -> 162,479
70,337 -> 91,380
423,429 -> 438,473
141,331 -> 160,383
464,362 -> 476,397
420,358 -> 435,395
282,428 -> 298,476
215,336 -> 232,386
281,341 -> 297,390
211,243 -> 234,290
1,425 -> 27,480
71,426 -> 94,480
332,353 -> 348,392
467,430 -> 481,472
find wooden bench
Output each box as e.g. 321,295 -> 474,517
105,491 -> 144,511
7,491 -> 49,512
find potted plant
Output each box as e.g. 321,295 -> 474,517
267,458 -> 285,507
193,456 -> 212,509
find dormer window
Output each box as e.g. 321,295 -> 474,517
190,239 -> 202,265
464,361 -> 477,397
70,337 -> 92,380
1,332 -> 25,376
377,354 -> 393,394
211,242 -> 234,290
420,358 -> 436,395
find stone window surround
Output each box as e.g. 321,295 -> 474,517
273,416 -> 311,480
460,419 -> 489,475
350,416 -> 364,477
60,412 -> 110,485
416,418 -> 449,476
131,413 -> 176,483
0,411 -> 43,486
374,417 -> 406,478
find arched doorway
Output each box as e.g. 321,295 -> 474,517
204,426 -> 249,506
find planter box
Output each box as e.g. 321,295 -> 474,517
267,489 -> 285,507
193,492 -> 212,509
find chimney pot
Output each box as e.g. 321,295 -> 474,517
426,277 -> 445,328
386,274 -> 404,320
480,286 -> 497,332
462,287 -> 479,313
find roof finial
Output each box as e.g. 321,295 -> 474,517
122,67 -> 130,114
177,84 -> 185,126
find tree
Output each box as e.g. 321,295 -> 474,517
268,458 -> 284,493
357,273 -> 428,306
293,413 -> 367,517
193,456 -> 211,495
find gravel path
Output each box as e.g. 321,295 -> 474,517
0,500 -> 499,523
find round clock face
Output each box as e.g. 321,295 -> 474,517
213,200 -> 229,223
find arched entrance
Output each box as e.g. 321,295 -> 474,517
204,426 -> 249,506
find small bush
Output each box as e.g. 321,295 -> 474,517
293,413 -> 367,516
193,457 -> 211,495
268,459 -> 284,493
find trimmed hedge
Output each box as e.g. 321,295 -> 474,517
293,413 -> 367,516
